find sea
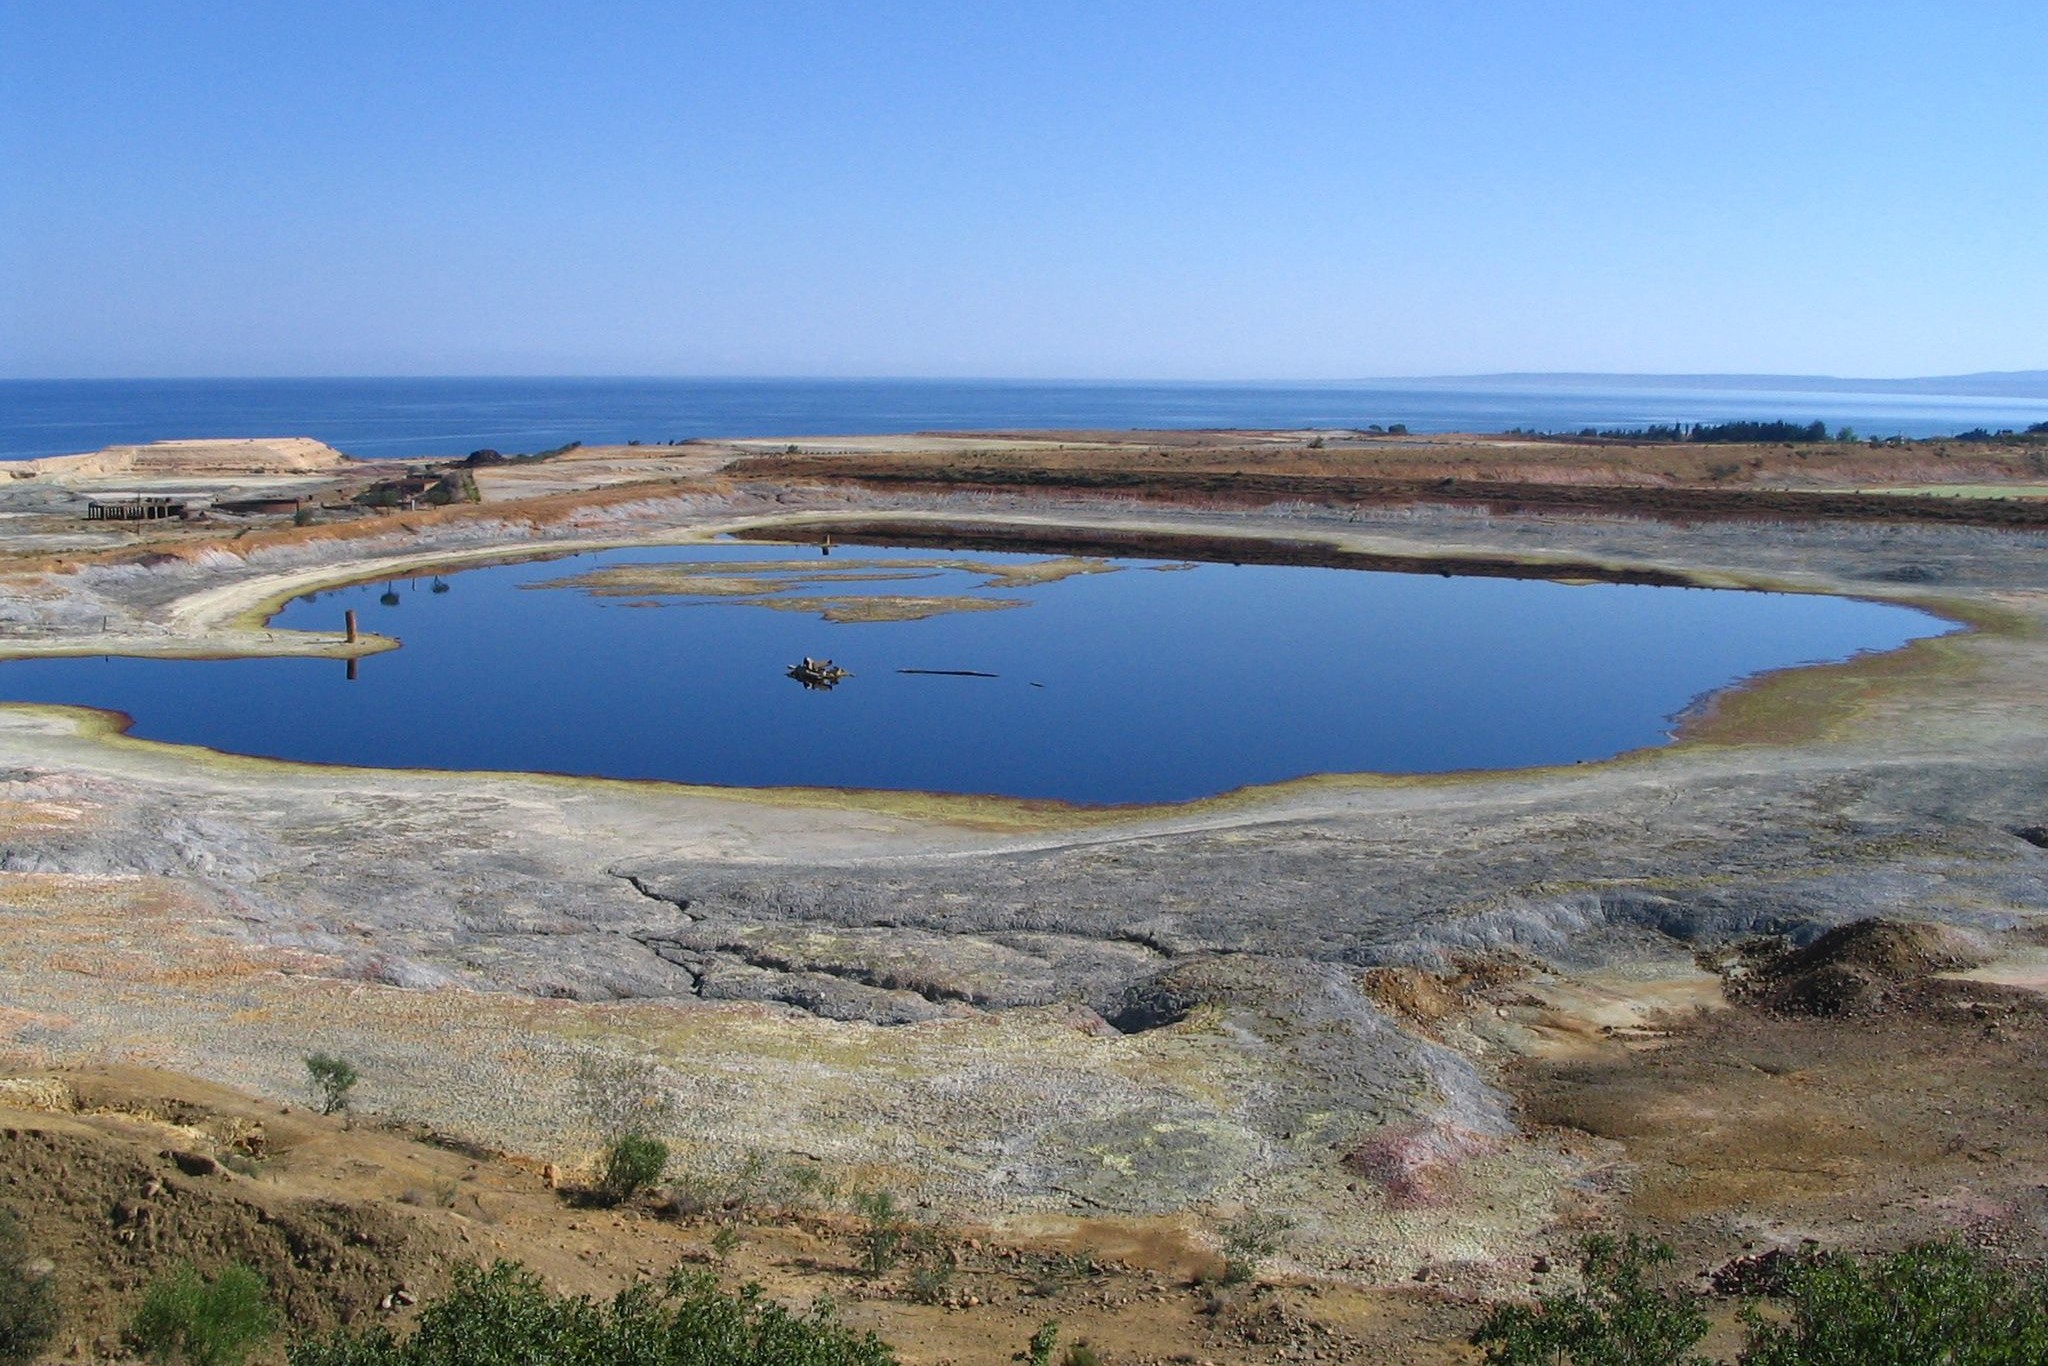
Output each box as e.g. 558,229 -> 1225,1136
4,374 -> 2048,462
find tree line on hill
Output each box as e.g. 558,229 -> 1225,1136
1509,419 -> 2048,444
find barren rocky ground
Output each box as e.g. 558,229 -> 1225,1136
5,431 -> 2048,1359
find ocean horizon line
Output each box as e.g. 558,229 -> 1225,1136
5,369 -> 2047,392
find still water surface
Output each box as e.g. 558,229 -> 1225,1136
0,545 -> 1952,803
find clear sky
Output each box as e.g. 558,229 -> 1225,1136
3,2 -> 2043,380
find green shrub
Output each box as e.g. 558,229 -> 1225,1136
304,1052 -> 359,1116
1740,1241 -> 2048,1365
1025,1322 -> 1060,1366
600,1133 -> 669,1204
1472,1235 -> 1710,1366
0,1209 -> 59,1366
288,1259 -> 895,1366
129,1263 -> 277,1366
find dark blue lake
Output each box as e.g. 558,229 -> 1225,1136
0,545 -> 1951,804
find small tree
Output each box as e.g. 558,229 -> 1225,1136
304,1053 -> 358,1116
129,1263 -> 277,1366
0,1209 -> 59,1366
852,1190 -> 910,1277
599,1133 -> 668,1205
1472,1235 -> 1710,1366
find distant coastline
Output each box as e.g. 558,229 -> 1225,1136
5,373 -> 2048,462
1439,369 -> 2048,398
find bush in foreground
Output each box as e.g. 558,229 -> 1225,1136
289,1260 -> 895,1366
129,1262 -> 277,1366
1475,1235 -> 2048,1365
1741,1241 -> 2048,1365
1473,1234 -> 1710,1366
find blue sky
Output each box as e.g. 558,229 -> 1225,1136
3,2 -> 2043,379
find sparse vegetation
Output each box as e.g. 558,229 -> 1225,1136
129,1263 -> 277,1366
288,1260 -> 896,1366
1026,1251 -> 1100,1299
1218,1211 -> 1293,1286
0,1209 -> 59,1366
905,1257 -> 952,1306
845,1189 -> 952,1295
303,1052 -> 358,1116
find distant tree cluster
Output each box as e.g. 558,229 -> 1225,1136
1509,419 -> 2048,445
1563,419 -> 1833,444
1955,422 -> 2048,442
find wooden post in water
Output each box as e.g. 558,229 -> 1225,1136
345,610 -> 358,643
346,657 -> 358,682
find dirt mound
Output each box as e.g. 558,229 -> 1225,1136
0,1069 -> 468,1356
1752,919 -> 1985,1016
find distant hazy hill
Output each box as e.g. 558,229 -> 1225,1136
1442,371 -> 2048,399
